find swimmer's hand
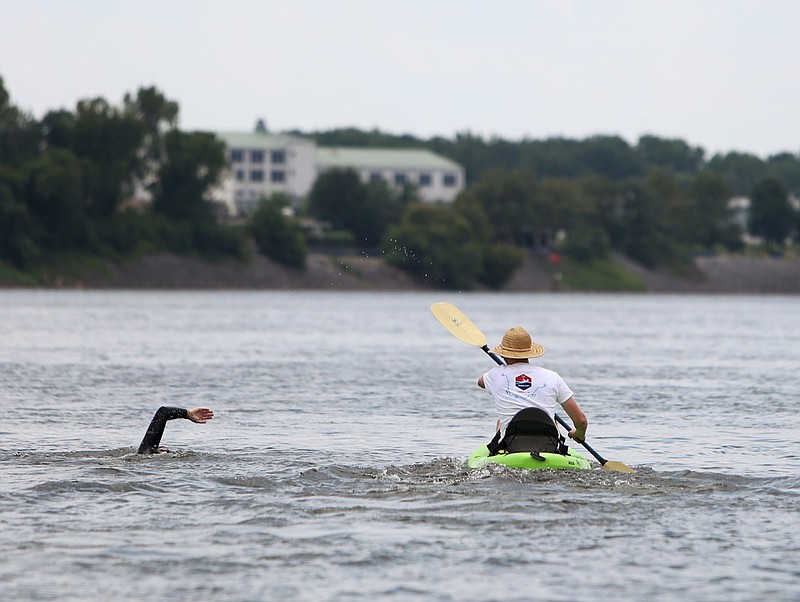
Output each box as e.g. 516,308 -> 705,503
187,407 -> 214,423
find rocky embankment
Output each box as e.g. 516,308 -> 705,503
615,255 -> 800,294
80,253 -> 425,291
64,251 -> 800,294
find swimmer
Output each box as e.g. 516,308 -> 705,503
137,406 -> 214,454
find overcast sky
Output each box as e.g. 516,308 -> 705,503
2,0 -> 798,158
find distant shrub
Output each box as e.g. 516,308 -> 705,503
480,244 -> 525,289
563,221 -> 611,263
250,195 -> 307,268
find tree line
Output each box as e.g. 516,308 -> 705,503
2,75 -> 799,289
307,127 -> 800,198
0,77 -> 244,273
304,130 -> 799,288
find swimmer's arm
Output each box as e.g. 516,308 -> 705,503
137,406 -> 213,454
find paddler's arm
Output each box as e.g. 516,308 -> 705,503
561,397 -> 587,442
137,406 -> 214,454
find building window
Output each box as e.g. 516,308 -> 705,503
370,172 -> 383,183
394,173 -> 407,186
271,170 -> 286,183
419,173 -> 432,186
251,150 -> 264,163
443,173 -> 457,187
271,150 -> 286,164
250,169 -> 264,182
236,169 -> 245,182
230,149 -> 244,163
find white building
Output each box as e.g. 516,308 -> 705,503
214,130 -> 317,215
212,128 -> 465,216
315,146 -> 465,204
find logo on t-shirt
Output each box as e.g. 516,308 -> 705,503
515,374 -> 532,390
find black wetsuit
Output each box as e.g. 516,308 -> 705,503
137,406 -> 189,454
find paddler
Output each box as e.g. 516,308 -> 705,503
478,326 -> 587,451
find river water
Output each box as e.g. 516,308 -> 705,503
1,290 -> 798,601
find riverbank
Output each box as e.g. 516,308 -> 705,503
2,251 -> 799,293
88,253 -> 425,291
615,254 -> 800,294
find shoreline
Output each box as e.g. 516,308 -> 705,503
2,252 -> 800,294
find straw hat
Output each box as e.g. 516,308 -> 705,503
491,326 -> 545,359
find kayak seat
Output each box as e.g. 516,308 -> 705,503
489,407 -> 568,456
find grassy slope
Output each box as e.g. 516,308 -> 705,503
559,258 -> 647,292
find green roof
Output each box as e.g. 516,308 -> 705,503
215,132 -> 463,172
316,147 -> 462,171
216,131 -> 312,149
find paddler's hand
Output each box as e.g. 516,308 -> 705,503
568,428 -> 585,443
187,407 -> 214,423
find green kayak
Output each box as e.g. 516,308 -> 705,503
468,444 -> 592,471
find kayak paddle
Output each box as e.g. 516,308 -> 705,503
430,301 -> 633,473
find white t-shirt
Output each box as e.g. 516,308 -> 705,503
482,362 -> 574,436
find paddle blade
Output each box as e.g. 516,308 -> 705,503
602,460 -> 634,473
430,302 -> 487,348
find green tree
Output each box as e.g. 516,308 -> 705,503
575,175 -> 625,251
429,131 -> 497,185
797,206 -> 800,243
123,86 -> 180,187
766,152 -> 800,197
465,168 -> 537,246
41,109 -> 76,149
687,171 -> 742,250
306,168 -> 384,247
562,220 -> 611,263
0,181 -> 38,267
384,201 -> 523,290
22,148 -> 88,249
152,130 -> 226,222
306,126 -> 423,149
580,135 -> 643,179
453,192 -> 524,287
367,178 -> 416,230
616,178 -> 686,268
534,177 -> 589,242
0,76 -> 41,168
384,203 -> 484,289
748,176 -> 794,246
123,86 -> 179,147
451,192 -> 495,245
706,151 -> 766,196
636,135 -> 705,173
72,97 -> 145,218
645,169 -> 688,243
527,138 -> 584,178
250,194 -> 307,268
479,243 -> 525,289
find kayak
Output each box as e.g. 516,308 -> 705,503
468,444 -> 592,471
